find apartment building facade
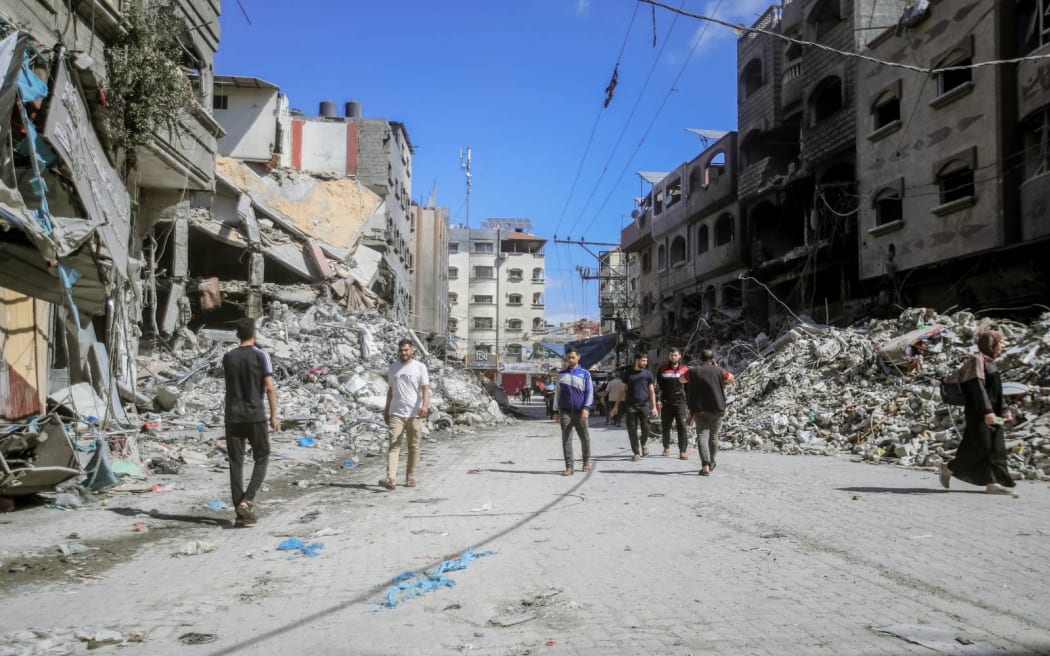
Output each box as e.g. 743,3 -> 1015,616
618,0 -> 1050,356
447,220 -> 546,390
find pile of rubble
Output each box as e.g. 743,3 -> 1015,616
135,302 -> 509,464
718,308 -> 1050,481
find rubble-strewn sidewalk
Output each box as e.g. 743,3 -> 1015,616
717,308 -> 1050,481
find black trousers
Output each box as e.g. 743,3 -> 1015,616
226,421 -> 271,505
661,402 -> 690,452
624,403 -> 651,455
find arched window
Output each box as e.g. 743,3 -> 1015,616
507,319 -> 523,331
448,266 -> 458,279
741,58 -> 763,99
531,267 -> 543,281
532,292 -> 543,306
697,225 -> 709,254
937,160 -> 975,205
872,90 -> 900,130
715,214 -> 734,246
508,268 -> 523,281
689,166 -> 705,194
810,76 -> 843,123
532,317 -> 544,330
506,343 -> 522,356
809,0 -> 843,41
873,188 -> 903,226
705,151 -> 726,186
723,283 -> 742,307
448,292 -> 458,305
657,244 -> 667,270
670,236 -> 687,266
508,293 -> 523,305
448,318 -> 458,332
641,251 -> 652,272
936,51 -> 973,97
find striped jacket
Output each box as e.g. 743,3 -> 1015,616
556,366 -> 593,412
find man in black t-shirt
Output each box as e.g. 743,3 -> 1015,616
223,318 -> 279,526
611,352 -> 658,461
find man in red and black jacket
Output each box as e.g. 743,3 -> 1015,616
656,347 -> 691,459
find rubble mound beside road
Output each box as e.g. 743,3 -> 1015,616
720,308 -> 1050,481
138,302 -> 508,459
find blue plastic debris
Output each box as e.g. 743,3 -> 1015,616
474,631 -> 485,638
276,538 -> 325,558
297,436 -> 316,447
378,549 -> 494,608
203,499 -> 228,511
342,459 -> 356,468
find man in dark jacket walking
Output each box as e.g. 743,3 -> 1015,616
553,347 -> 593,476
656,347 -> 691,459
681,349 -> 734,476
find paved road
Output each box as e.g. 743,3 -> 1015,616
2,401 -> 1048,655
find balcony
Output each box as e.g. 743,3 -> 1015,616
531,303 -> 544,309
361,228 -> 390,251
740,6 -> 781,42
137,100 -> 225,191
531,277 -> 545,284
1018,43 -> 1050,119
659,262 -> 695,291
782,59 -> 804,109
1020,172 -> 1050,240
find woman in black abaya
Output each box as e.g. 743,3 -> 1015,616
939,328 -> 1017,496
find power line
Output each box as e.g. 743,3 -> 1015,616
551,3 -> 641,239
578,0 -> 725,238
564,0 -> 686,239
639,0 -> 1050,75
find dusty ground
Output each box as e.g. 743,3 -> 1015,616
0,424 -> 457,594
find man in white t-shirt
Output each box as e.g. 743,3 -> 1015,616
380,339 -> 430,490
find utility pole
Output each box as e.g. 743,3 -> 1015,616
554,237 -> 630,372
459,147 -> 472,228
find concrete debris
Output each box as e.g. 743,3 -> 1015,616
126,300 -> 507,478
716,308 -> 1050,481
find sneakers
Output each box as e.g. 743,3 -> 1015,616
985,484 -> 1019,497
938,463 -> 951,489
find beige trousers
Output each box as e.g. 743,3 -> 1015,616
386,416 -> 422,480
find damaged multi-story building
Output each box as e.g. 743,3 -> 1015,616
208,77 -> 422,325
0,1 -> 223,491
619,0 -> 1050,356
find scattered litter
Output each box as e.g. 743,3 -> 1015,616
150,484 -> 173,493
343,459 -> 356,468
470,502 -> 492,513
132,521 -> 149,533
176,541 -> 216,556
297,436 -> 316,447
276,537 -> 325,557
466,468 -> 483,474
203,499 -> 229,511
179,632 -> 217,645
58,542 -> 90,556
378,549 -> 495,608
873,624 -> 999,655
310,527 -> 344,538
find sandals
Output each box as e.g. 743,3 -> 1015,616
405,477 -> 416,488
679,453 -> 689,460
581,461 -> 591,472
561,468 -> 574,476
631,454 -> 641,461
378,477 -> 396,490
236,500 -> 257,524
642,446 -> 650,457
661,449 -> 671,457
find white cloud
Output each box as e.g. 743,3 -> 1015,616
576,0 -> 591,18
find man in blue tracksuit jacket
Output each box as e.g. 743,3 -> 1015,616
553,346 -> 593,476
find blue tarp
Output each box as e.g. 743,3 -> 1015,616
540,333 -> 618,370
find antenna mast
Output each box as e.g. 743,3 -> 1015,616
459,146 -> 473,228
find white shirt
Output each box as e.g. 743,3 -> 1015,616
388,359 -> 429,418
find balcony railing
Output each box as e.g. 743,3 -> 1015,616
531,277 -> 545,284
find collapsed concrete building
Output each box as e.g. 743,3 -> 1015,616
0,1 -> 223,493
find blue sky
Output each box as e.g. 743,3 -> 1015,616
216,0 -> 772,324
